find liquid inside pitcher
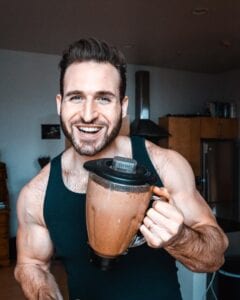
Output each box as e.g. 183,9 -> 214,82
84,156 -> 156,270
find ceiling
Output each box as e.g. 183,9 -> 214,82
0,0 -> 239,73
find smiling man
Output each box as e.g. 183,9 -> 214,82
57,61 -> 127,156
14,38 -> 228,300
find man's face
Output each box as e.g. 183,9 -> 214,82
56,61 -> 128,156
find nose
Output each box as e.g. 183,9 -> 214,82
81,100 -> 98,123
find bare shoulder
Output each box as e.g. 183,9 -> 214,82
145,140 -> 195,191
17,164 -> 51,226
145,140 -> 193,174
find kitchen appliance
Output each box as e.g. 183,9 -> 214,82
130,71 -> 170,143
201,139 -> 239,221
84,156 -> 156,270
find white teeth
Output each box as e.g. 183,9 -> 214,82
79,127 -> 100,133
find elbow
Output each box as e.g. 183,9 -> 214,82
200,226 -> 229,273
14,263 -> 26,283
14,264 -> 21,282
186,256 -> 225,273
190,235 -> 229,273
222,232 -> 229,252
209,230 -> 229,272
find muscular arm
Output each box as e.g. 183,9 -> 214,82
165,222 -> 226,272
140,141 -> 228,273
14,168 -> 63,300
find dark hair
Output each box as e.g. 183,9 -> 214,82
59,38 -> 127,101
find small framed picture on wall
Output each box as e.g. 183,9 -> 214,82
41,124 -> 61,139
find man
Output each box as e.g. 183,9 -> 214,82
15,38 -> 228,300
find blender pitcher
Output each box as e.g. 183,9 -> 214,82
83,156 -> 156,270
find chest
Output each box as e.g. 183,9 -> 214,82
62,168 -> 89,193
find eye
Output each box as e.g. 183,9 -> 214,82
69,95 -> 83,103
97,96 -> 111,104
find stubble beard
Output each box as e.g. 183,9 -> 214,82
60,114 -> 122,156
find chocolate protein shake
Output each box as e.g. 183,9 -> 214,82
84,156 -> 156,270
86,176 -> 152,257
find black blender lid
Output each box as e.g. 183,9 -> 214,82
83,156 -> 157,186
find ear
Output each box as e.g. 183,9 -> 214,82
56,94 -> 62,116
121,96 -> 128,119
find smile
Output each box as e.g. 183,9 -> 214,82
77,125 -> 103,134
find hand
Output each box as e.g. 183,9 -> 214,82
140,186 -> 184,248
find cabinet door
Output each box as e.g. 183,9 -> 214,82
219,119 -> 238,138
159,117 -> 201,176
0,163 -> 9,206
200,117 -> 239,139
200,117 -> 220,138
0,210 -> 9,266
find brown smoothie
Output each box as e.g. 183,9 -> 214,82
86,176 -> 152,258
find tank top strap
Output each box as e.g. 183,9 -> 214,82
47,152 -> 64,190
130,136 -> 163,187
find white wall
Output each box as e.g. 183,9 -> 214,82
127,64 -> 224,123
221,70 -> 240,107
0,49 -> 65,236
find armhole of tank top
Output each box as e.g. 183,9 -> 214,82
48,153 -> 63,186
43,153 -> 63,226
130,136 -> 163,187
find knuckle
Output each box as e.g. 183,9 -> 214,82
173,223 -> 181,235
146,208 -> 154,217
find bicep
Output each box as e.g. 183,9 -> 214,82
157,150 -> 216,227
16,223 -> 54,266
170,189 -> 216,228
16,184 -> 53,267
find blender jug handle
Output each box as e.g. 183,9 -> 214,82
128,194 -> 167,248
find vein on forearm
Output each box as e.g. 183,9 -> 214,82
165,224 -> 228,272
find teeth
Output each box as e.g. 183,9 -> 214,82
79,127 -> 100,133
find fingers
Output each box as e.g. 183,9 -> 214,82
151,201 -> 183,222
140,217 -> 173,247
140,199 -> 184,248
152,186 -> 170,199
140,224 -> 163,248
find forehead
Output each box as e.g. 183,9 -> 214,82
63,61 -> 120,93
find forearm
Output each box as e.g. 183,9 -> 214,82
165,224 -> 228,273
14,264 -> 63,300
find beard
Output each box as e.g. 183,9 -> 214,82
60,113 -> 122,156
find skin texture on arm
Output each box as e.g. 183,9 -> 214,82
14,166 -> 63,300
140,141 -> 228,273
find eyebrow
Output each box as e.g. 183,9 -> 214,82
95,91 -> 116,98
65,90 -> 117,98
65,90 -> 83,97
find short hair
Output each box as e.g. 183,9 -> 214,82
59,38 -> 127,101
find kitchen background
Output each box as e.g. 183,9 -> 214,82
1,49 -> 239,300
0,1 -> 240,299
1,49 -> 239,237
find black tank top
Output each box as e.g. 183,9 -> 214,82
44,136 -> 182,300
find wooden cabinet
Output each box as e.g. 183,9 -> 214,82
0,162 -> 10,266
158,117 -> 239,177
200,117 -> 238,139
159,117 -> 201,175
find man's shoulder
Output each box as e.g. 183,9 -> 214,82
18,164 -> 51,213
145,139 -> 187,161
145,139 -> 169,158
27,163 -> 51,193
145,139 -> 192,174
